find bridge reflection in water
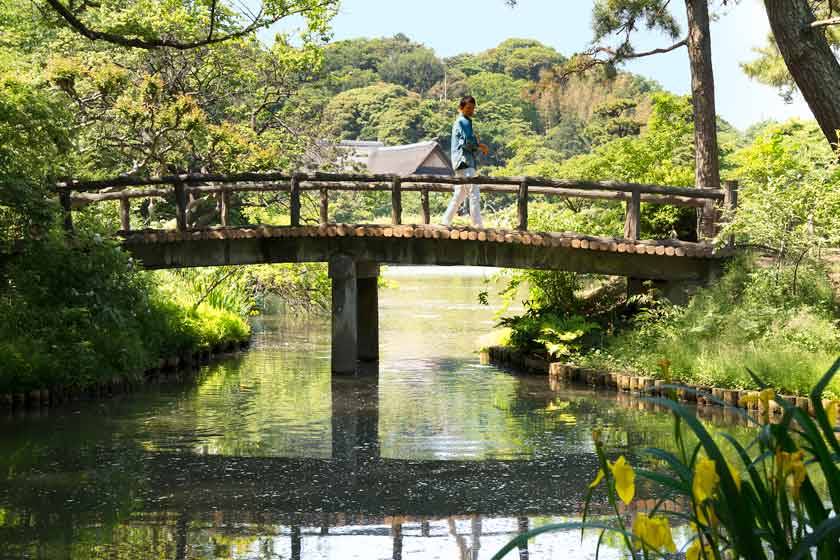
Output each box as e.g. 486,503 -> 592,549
140,512 -> 536,560
0,370 -> 709,560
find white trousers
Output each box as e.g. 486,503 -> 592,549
441,167 -> 483,227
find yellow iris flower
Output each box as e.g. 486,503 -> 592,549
738,393 -> 758,407
588,455 -> 635,505
760,388 -> 776,403
827,400 -> 839,428
632,513 -> 676,553
610,455 -> 635,505
686,539 -> 716,560
692,457 -> 740,525
778,449 -> 807,497
693,457 -> 719,504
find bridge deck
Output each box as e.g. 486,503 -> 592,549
122,224 -> 726,281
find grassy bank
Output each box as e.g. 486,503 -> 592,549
484,257 -> 840,397
581,258 -> 839,396
0,235 -> 251,395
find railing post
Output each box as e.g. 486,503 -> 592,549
290,174 -> 301,226
119,196 -> 131,232
517,517 -> 530,560
173,181 -> 188,231
59,189 -> 74,235
320,188 -> 329,225
219,190 -> 230,227
724,179 -> 739,247
517,179 -> 528,231
623,188 -> 641,240
391,176 -> 402,225
421,188 -> 430,225
291,525 -> 301,560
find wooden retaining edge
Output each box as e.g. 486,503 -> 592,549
485,346 -> 822,417
0,338 -> 252,411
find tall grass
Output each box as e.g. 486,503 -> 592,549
580,257 -> 840,396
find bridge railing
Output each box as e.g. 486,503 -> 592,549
56,172 -> 738,242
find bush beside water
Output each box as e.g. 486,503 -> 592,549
490,257 -> 840,397
579,258 -> 840,396
0,234 -> 251,394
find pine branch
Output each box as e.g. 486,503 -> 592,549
558,38 -> 687,80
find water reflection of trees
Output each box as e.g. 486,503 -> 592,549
0,325 -> 759,559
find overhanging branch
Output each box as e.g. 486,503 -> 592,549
620,38 -> 688,58
559,38 -> 687,79
42,0 -> 332,50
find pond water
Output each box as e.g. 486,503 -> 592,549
0,267 -> 750,559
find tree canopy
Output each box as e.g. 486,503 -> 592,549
34,0 -> 338,50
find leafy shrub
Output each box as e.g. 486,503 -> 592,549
0,235 -> 251,393
499,311 -> 600,359
476,328 -> 513,351
0,234 -> 156,392
580,257 -> 840,395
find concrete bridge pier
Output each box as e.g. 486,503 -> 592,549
357,261 -> 380,363
329,255 -> 380,374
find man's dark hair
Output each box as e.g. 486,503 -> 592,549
459,95 -> 476,109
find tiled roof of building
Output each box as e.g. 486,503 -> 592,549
366,141 -> 452,176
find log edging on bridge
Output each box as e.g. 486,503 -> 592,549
122,224 -> 724,259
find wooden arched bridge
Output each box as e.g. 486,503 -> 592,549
57,171 -> 738,373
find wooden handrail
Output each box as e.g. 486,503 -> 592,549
56,171 -> 726,200
289,174 -> 302,227
517,180 -> 528,231
66,181 -> 718,208
55,171 -> 737,242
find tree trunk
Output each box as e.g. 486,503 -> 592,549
685,0 -> 721,238
764,0 -> 840,148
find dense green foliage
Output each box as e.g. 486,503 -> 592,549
2,1 -> 839,399
0,234 -> 250,393
0,1 -> 334,393
0,76 -> 70,244
314,32 -> 663,178
494,110 -> 840,396
582,258 -> 840,396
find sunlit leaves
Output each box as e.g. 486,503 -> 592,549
0,74 -> 71,239
727,119 -> 840,255
39,0 -> 338,50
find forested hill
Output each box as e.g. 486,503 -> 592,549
310,35 -> 666,169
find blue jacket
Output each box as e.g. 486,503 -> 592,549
451,113 -> 479,170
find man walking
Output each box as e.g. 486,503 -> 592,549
442,95 -> 489,227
